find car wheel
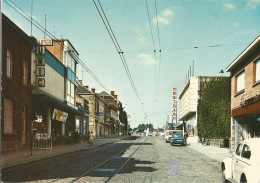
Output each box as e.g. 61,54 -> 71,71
240,174 -> 247,183
171,142 -> 174,146
221,169 -> 228,183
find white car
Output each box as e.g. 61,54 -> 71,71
221,138 -> 260,183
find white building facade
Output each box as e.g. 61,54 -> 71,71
179,77 -> 199,136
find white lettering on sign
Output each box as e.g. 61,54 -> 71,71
35,78 -> 45,87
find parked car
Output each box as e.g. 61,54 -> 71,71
148,132 -> 153,136
221,138 -> 260,183
164,130 -> 183,143
170,133 -> 185,146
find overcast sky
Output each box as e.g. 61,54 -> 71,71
3,0 -> 260,128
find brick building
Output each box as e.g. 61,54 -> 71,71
1,14 -> 36,151
226,35 -> 260,150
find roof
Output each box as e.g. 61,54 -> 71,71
76,84 -> 91,94
3,13 -> 38,46
226,35 -> 260,72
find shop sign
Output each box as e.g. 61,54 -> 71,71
240,89 -> 260,107
52,109 -> 68,122
37,39 -> 53,46
35,46 -> 45,87
172,87 -> 177,121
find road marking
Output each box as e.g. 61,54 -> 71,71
94,168 -> 116,172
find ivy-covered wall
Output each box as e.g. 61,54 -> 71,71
197,77 -> 231,139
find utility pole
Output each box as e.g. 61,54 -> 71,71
0,1 -> 3,181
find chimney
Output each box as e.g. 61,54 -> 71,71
114,95 -> 118,99
219,70 -> 224,76
91,88 -> 95,93
111,91 -> 115,96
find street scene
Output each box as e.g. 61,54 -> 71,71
2,136 -> 228,183
1,0 -> 260,182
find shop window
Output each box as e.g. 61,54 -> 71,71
255,59 -> 260,83
6,49 -> 14,79
236,71 -> 245,93
4,99 -> 15,134
23,60 -> 29,85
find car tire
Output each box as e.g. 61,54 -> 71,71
240,175 -> 247,183
221,169 -> 229,183
171,142 -> 174,146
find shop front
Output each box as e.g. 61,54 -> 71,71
231,91 -> 260,149
32,94 -> 83,145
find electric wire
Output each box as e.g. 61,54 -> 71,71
95,0 -> 141,102
4,0 -> 109,92
154,0 -> 162,102
145,0 -> 157,103
77,43 -> 249,53
93,0 -> 142,103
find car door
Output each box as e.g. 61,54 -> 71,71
233,143 -> 243,181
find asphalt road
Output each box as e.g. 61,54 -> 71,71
2,136 -> 222,183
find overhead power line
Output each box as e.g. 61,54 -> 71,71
145,0 -> 157,103
93,0 -> 142,103
4,0 -> 109,92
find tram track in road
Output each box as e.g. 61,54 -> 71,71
69,137 -> 148,183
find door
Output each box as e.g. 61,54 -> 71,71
21,106 -> 26,145
233,143 -> 250,182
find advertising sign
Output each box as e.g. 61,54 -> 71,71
37,39 -> 53,46
52,109 -> 68,122
172,88 -> 177,123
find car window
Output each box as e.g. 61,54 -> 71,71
236,144 -> 243,156
241,144 -> 251,159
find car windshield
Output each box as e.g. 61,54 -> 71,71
173,134 -> 183,137
168,131 -> 175,135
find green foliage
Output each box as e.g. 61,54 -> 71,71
197,77 -> 231,139
137,123 -> 153,132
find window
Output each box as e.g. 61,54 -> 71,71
235,144 -> 242,156
71,82 -> 75,98
241,144 -> 251,159
4,99 -> 15,134
6,49 -> 13,79
256,59 -> 260,82
67,80 -> 71,95
23,60 -> 29,85
236,71 -> 245,93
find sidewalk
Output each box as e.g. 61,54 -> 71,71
1,136 -> 129,169
187,137 -> 231,162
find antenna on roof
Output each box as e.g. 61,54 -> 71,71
44,14 -> 46,39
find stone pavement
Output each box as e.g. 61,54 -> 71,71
1,136 -> 129,169
187,136 -> 231,162
2,136 -> 231,170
